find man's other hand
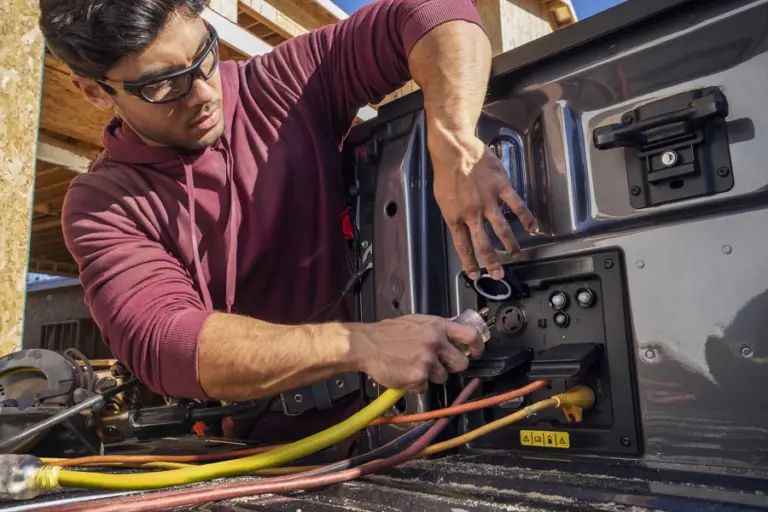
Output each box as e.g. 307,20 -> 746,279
430,133 -> 538,281
348,314 -> 485,393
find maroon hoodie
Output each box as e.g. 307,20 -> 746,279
63,0 -> 484,408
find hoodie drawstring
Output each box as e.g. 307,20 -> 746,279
181,142 -> 238,314
183,160 -> 214,311
220,137 -> 237,314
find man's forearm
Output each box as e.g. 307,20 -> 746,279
408,20 -> 491,157
198,313 -> 358,401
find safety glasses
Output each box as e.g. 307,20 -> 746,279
97,24 -> 220,104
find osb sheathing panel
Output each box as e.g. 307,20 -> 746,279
0,0 -> 45,356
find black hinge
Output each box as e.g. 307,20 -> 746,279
593,87 -> 734,209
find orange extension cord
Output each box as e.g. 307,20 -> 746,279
49,379 -> 548,468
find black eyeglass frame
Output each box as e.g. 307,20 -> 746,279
96,24 -> 220,104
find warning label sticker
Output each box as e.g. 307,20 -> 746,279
520,430 -> 570,449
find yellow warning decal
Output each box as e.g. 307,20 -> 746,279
520,430 -> 570,449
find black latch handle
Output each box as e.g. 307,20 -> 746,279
594,89 -> 728,150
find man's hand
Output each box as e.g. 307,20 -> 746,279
408,20 -> 539,281
430,133 -> 538,281
348,314 -> 485,393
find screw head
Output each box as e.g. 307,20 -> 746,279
621,113 -> 634,124
630,186 -> 642,196
336,379 -> 345,388
717,167 -> 730,177
361,240 -> 369,248
644,349 -> 656,361
294,394 -> 303,403
604,259 -> 614,269
635,260 -> 645,269
620,437 -> 632,447
722,245 -> 733,255
741,346 -> 754,359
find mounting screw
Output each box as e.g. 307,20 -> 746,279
722,245 -> 733,255
361,240 -> 369,248
294,394 -> 303,403
717,167 -> 730,177
621,113 -> 634,124
661,150 -> 679,167
635,260 -> 645,269
348,185 -> 358,196
620,437 -> 632,447
336,379 -> 345,388
644,349 -> 656,361
741,346 -> 754,359
604,259 -> 614,269
630,186 -> 642,196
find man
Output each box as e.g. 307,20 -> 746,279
39,0 -> 537,444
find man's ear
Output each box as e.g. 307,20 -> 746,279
71,73 -> 116,111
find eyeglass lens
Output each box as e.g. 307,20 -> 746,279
140,42 -> 219,102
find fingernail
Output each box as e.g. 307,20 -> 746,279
468,272 -> 480,281
529,220 -> 540,233
492,268 -> 504,280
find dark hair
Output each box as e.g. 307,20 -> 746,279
39,0 -> 209,78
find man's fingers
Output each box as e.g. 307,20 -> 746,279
498,184 -> 538,234
468,218 -> 503,279
449,223 -> 480,280
486,203 -> 520,256
428,362 -> 449,385
445,320 -> 485,361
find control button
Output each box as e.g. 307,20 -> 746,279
549,291 -> 568,310
576,288 -> 596,308
553,311 -> 570,328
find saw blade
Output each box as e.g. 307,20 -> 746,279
0,368 -> 48,408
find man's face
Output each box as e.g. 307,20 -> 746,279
75,12 -> 224,150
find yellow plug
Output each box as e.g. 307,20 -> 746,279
551,385 -> 596,423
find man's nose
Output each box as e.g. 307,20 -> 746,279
185,75 -> 216,107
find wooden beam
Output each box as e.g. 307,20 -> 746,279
203,7 -> 273,56
208,0 -> 239,22
239,1 -> 307,40
32,217 -> 63,233
37,134 -> 99,173
28,258 -> 79,278
40,55 -> 114,148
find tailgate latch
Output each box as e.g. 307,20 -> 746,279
593,87 -> 734,209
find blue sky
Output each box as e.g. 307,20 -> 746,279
333,0 -> 624,20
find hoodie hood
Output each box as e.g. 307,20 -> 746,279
100,70 -> 240,314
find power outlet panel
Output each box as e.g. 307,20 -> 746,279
456,249 -> 642,457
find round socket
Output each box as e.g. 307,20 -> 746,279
496,305 -> 526,335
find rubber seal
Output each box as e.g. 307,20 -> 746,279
473,274 -> 513,301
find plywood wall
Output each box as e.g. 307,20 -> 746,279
0,0 -> 45,357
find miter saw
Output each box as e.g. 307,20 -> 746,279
0,348 -> 281,457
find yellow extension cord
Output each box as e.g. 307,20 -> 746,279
38,385 -> 595,489
36,387 -> 405,491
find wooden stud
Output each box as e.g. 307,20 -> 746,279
239,0 -> 307,40
37,133 -> 98,173
209,0 -> 239,22
40,55 -> 115,148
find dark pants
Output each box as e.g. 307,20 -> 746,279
222,394 -> 361,464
